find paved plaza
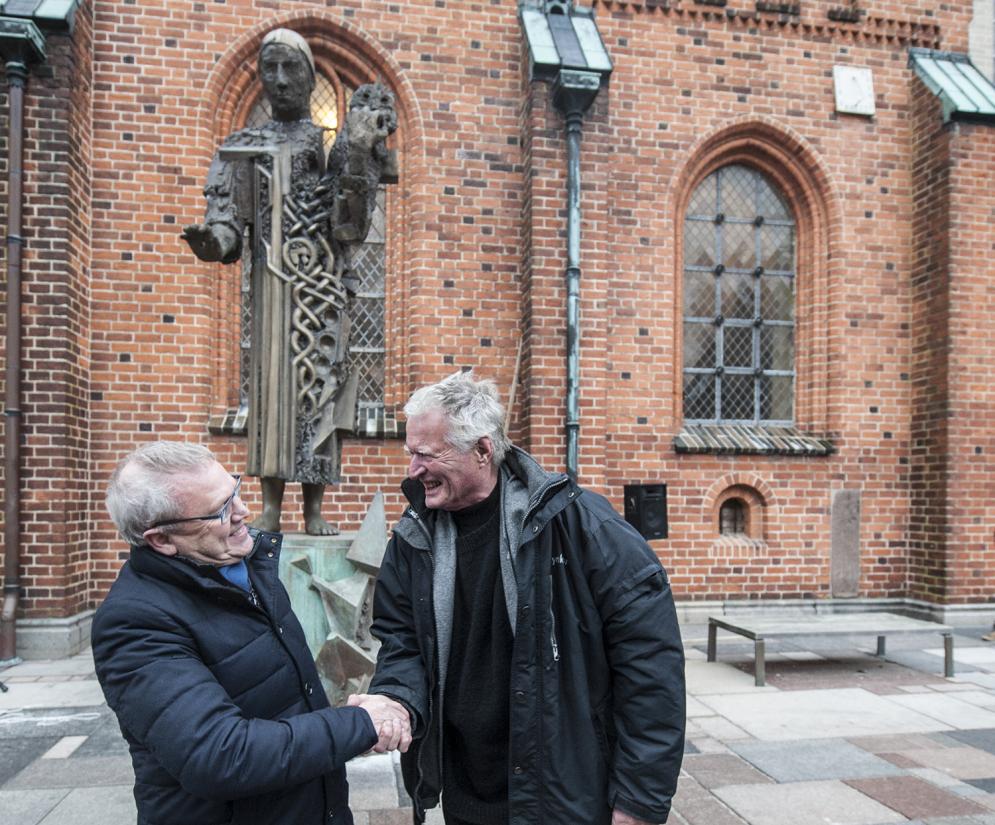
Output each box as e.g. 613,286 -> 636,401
2,620 -> 995,824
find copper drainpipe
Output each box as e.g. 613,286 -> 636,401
1,57 -> 29,662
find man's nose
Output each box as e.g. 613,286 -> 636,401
231,495 -> 251,522
408,455 -> 424,479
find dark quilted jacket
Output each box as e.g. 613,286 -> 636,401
92,529 -> 376,825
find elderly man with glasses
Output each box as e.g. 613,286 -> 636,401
91,441 -> 411,825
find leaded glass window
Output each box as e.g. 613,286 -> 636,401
243,75 -> 386,420
683,165 -> 795,424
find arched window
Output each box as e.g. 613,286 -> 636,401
683,164 -> 795,424
719,498 -> 748,536
239,72 -> 387,426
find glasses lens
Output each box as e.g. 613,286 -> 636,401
220,477 -> 242,521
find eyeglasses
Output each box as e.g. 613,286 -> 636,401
148,476 -> 242,531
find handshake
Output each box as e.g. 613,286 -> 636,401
347,693 -> 412,754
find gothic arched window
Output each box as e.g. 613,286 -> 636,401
682,164 -> 796,424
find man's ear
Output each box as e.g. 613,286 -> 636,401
143,528 -> 179,557
475,436 -> 495,465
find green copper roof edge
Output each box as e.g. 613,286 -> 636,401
0,0 -> 77,32
909,47 -> 995,124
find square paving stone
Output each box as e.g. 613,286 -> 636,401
688,660 -> 777,695
845,776 -> 988,819
348,752 -> 404,809
738,655 -> 950,693
694,714 -> 752,742
966,779 -> 995,793
928,646 -> 995,670
0,788 -> 70,825
712,779 -> 905,825
885,695 -> 995,729
947,692 -> 995,710
896,747 -> 995,780
729,739 -> 903,782
6,755 -> 134,789
847,733 -> 959,753
877,752 -> 922,768
671,773 -> 749,825
686,696 -> 715,718
71,716 -> 130,758
0,736 -> 60,785
0,680 -> 106,710
681,753 -> 774,788
699,688 -> 952,741
887,650 -> 979,676
946,729 -> 995,755
953,674 -> 995,690
36,785 -> 135,825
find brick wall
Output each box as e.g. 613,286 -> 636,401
0,3 -> 94,619
0,0 -> 992,620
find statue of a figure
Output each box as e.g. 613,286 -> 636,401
183,28 -> 397,535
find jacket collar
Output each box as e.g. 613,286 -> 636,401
128,528 -> 280,595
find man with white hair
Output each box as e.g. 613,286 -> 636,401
353,372 -> 686,825
92,441 -> 411,825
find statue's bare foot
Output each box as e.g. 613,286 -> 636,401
305,515 -> 339,536
252,508 -> 281,533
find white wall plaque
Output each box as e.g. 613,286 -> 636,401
833,65 -> 876,116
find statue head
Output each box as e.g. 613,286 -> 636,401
258,28 -> 316,122
348,83 -> 399,136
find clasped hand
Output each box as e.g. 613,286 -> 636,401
347,693 -> 412,754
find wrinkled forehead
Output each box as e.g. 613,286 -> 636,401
405,408 -> 453,451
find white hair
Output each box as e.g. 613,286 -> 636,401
404,371 -> 511,464
106,441 -> 216,545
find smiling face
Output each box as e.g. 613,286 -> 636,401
143,461 -> 253,566
405,408 -> 498,512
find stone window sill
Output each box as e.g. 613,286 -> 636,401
674,424 -> 834,456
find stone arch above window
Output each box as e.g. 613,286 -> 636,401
714,484 -> 766,541
671,119 -> 838,457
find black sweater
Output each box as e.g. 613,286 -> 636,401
442,480 -> 511,824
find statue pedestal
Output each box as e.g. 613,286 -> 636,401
276,495 -> 387,705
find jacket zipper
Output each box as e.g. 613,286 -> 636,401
525,479 -> 568,664
547,574 -> 560,663
405,507 -> 435,822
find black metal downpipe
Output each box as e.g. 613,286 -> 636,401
564,109 -> 582,480
1,57 -> 28,662
552,69 -> 601,481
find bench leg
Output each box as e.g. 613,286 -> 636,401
876,635 -> 886,657
754,638 -> 766,687
943,633 -> 954,677
707,622 -> 717,662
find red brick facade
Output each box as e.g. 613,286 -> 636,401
0,0 -> 992,646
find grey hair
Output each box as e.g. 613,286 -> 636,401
404,371 -> 512,464
106,441 -> 217,545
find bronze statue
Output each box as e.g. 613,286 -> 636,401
183,29 -> 397,535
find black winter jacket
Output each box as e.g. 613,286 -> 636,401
369,448 -> 686,824
92,529 -> 377,825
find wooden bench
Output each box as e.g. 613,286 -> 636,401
706,612 -> 955,687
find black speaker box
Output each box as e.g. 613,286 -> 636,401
623,483 -> 668,541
